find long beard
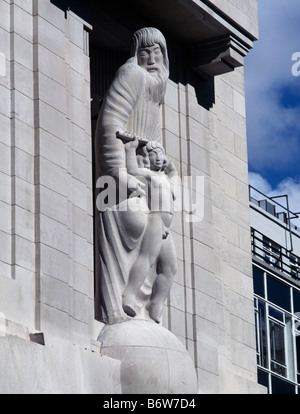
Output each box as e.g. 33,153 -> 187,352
144,66 -> 168,105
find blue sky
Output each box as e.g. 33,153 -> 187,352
244,0 -> 300,222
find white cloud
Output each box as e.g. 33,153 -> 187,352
248,171 -> 272,195
276,177 -> 300,218
245,0 -> 300,174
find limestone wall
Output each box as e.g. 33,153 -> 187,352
0,0 -> 102,344
0,0 -> 116,393
0,0 -> 265,394
206,0 -> 259,39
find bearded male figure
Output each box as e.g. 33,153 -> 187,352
94,28 -> 174,324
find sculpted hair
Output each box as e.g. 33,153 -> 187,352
143,141 -> 168,170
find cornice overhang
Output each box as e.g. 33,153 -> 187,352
51,0 -> 258,77
122,0 -> 257,77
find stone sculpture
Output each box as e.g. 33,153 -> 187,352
94,27 -> 177,325
95,27 -> 198,394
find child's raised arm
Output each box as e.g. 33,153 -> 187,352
124,137 -> 153,179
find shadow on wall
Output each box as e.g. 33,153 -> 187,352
190,72 -> 215,110
51,0 -> 215,111
50,0 -> 93,24
167,39 -> 215,111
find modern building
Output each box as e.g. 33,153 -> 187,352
250,185 -> 300,394
0,0 -> 266,393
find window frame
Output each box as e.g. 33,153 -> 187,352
253,264 -> 300,393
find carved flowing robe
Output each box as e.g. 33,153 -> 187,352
94,61 -> 164,324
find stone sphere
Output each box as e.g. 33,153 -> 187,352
98,319 -> 198,394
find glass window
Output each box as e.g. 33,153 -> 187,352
257,368 -> 269,393
296,335 -> 300,384
289,254 -> 300,279
255,299 -> 268,368
285,315 -> 295,381
267,275 -> 291,312
271,375 -> 296,394
269,319 -> 286,377
253,266 -> 265,297
293,290 -> 300,315
254,277 -> 300,392
268,306 -> 284,322
263,237 -> 281,269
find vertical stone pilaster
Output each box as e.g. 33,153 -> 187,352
0,0 -> 36,331
0,1 -> 98,345
31,6 -> 97,345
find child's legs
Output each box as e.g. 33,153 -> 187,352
148,234 -> 177,322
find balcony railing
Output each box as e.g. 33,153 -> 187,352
249,185 -> 300,234
251,228 -> 300,281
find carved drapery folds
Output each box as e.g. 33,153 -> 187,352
94,28 -> 178,325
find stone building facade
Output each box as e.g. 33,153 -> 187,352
0,0 -> 265,393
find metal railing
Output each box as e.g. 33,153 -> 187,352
249,186 -> 300,253
251,228 -> 300,281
